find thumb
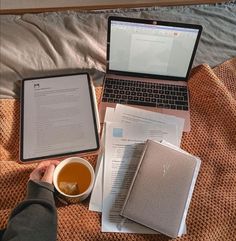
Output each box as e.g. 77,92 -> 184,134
41,164 -> 56,184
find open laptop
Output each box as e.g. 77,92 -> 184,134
99,16 -> 202,132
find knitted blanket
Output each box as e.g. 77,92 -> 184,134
0,58 -> 236,240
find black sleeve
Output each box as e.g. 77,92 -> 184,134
1,180 -> 57,241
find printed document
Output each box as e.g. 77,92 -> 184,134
101,121 -> 179,233
89,105 -> 184,213
115,104 -> 184,145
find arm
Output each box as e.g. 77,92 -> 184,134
1,161 -> 59,241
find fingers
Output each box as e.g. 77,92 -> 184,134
41,164 -> 56,184
29,165 -> 46,181
29,160 -> 60,183
36,160 -> 60,169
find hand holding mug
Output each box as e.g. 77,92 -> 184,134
30,160 -> 60,184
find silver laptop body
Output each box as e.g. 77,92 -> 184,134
99,17 -> 202,132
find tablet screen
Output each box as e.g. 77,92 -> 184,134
21,73 -> 99,162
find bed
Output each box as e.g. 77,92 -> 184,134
1,1 -> 236,98
0,1 -> 236,241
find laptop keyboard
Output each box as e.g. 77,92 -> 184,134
102,78 -> 189,111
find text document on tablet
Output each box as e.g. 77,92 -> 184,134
21,73 -> 99,162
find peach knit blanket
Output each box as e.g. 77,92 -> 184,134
1,58 -> 236,240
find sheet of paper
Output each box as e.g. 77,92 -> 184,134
102,121 -> 179,233
89,155 -> 104,212
115,104 -> 184,146
89,108 -> 114,212
90,122 -> 178,212
89,106 -> 181,213
104,107 -> 115,122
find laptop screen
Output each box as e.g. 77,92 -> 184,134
108,17 -> 202,80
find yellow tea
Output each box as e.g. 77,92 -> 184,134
57,162 -> 91,195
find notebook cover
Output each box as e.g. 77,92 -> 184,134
120,140 -> 201,238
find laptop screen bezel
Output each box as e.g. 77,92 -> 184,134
107,16 -> 202,81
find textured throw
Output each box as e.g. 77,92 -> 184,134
0,58 -> 236,240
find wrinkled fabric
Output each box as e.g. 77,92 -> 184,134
0,3 -> 236,98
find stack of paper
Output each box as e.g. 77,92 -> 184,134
120,140 -> 201,238
89,104 -> 185,234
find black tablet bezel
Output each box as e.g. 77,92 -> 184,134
20,72 -> 100,162
107,16 -> 202,82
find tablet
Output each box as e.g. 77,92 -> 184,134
20,73 -> 100,162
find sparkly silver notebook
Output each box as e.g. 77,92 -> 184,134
120,140 -> 201,238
